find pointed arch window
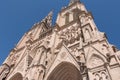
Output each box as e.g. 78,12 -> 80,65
73,8 -> 80,20
65,13 -> 70,24
9,73 -> 23,80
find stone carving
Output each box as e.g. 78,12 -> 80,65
106,53 -> 111,63
29,65 -> 45,80
79,62 -> 87,74
73,48 -> 79,57
45,49 -> 52,67
89,56 -> 104,68
0,64 -> 10,80
32,47 -> 47,66
79,53 -> 85,63
2,1 -> 120,80
84,28 -> 91,40
27,55 -> 33,66
59,26 -> 81,45
102,44 -> 109,54
80,15 -> 87,25
33,67 -> 44,80
61,52 -> 67,59
80,13 -> 92,25
93,70 -> 109,80
18,60 -> 25,72
8,50 -> 20,66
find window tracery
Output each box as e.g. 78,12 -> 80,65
93,70 -> 109,80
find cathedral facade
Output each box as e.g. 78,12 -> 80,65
1,0 -> 120,80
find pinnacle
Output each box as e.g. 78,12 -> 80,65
69,0 -> 80,5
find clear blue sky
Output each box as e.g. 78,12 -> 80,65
0,0 -> 120,65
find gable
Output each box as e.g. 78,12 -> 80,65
44,44 -> 80,80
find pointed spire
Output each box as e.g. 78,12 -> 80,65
41,10 -> 53,27
31,11 -> 53,29
69,0 -> 80,5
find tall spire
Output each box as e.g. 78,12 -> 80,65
41,10 -> 53,27
69,0 -> 80,5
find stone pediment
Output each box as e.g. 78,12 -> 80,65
44,44 -> 80,80
86,46 -> 107,68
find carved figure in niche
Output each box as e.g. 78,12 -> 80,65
34,67 -> 40,80
80,53 -> 85,63
71,27 -> 78,43
102,44 -> 109,54
45,49 -> 52,67
42,38 -> 50,49
0,64 -> 10,80
35,47 -> 47,66
95,74 -> 100,80
101,72 -> 108,80
9,52 -> 19,66
106,53 -> 111,63
64,29 -> 70,43
31,47 -> 44,66
80,16 -> 86,24
38,70 -> 45,80
31,66 -> 45,80
74,29 -> 78,39
59,31 -> 65,40
84,28 -> 91,40
76,27 -> 81,40
73,48 -> 79,57
59,31 -> 68,45
40,51 -> 46,65
27,55 -> 33,66
31,48 -> 39,66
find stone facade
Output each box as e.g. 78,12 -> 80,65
1,0 -> 120,80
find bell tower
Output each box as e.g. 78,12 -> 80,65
56,0 -> 84,27
55,0 -> 120,80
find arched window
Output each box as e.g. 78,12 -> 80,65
47,62 -> 82,80
65,13 -> 70,24
73,8 -> 80,20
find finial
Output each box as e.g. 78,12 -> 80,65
69,0 -> 80,5
41,10 -> 53,27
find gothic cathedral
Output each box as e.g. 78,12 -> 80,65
1,0 -> 120,80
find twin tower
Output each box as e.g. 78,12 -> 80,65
1,0 -> 120,80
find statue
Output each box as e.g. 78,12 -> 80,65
0,63 -> 10,80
